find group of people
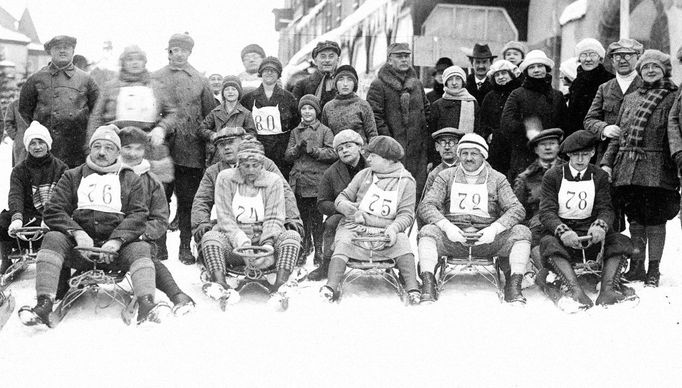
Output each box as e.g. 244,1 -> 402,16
1,29 -> 681,326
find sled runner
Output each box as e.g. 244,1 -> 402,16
0,227 -> 49,287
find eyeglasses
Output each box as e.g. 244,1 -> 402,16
579,52 -> 600,60
612,53 -> 634,62
437,139 -> 458,148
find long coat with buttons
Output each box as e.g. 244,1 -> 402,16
19,62 -> 100,168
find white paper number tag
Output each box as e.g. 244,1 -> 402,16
252,103 -> 283,135
115,85 -> 158,123
77,173 -> 123,214
232,189 -> 265,224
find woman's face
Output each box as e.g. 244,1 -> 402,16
641,63 -> 664,83
238,159 -> 263,183
28,138 -> 49,158
261,68 -> 279,86
527,63 -> 547,79
579,51 -> 601,71
445,75 -> 463,89
365,152 -> 393,173
504,50 -> 523,66
494,70 -> 512,85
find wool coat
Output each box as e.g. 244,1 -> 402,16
320,93 -> 378,142
19,62 -> 100,168
136,168 -> 169,241
465,73 -> 494,104
427,97 -> 480,164
480,77 -> 522,173
513,159 -> 564,230
317,157 -> 366,216
566,64 -> 614,134
292,70 -> 337,109
284,119 -> 337,197
199,102 -> 257,166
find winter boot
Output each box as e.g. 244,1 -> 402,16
613,257 -> 636,298
624,259 -> 646,282
307,256 -> 330,281
596,257 -> 627,306
420,272 -> 437,303
272,268 -> 293,292
504,273 -> 526,304
407,290 -> 421,305
547,256 -> 593,309
0,241 -> 12,275
319,285 -> 339,302
645,261 -> 660,287
18,295 -> 54,327
169,214 -> 179,232
178,243 -> 196,265
136,295 -> 170,324
313,240 -> 323,266
55,267 -> 71,301
170,292 -> 195,316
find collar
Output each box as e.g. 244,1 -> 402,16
568,164 -> 587,179
122,159 -> 151,176
442,159 -> 457,168
168,63 -> 194,76
538,158 -> 556,169
298,119 -> 319,130
616,71 -> 638,83
49,61 -> 76,77
475,75 -> 487,83
462,163 -> 486,176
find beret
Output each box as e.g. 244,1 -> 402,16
559,130 -> 598,154
365,135 -> 404,161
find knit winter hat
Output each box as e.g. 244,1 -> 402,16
334,65 -> 359,92
237,139 -> 265,161
575,38 -> 606,59
119,45 -> 147,65
443,65 -> 467,85
365,136 -> 404,161
89,124 -> 121,150
44,35 -> 77,52
298,94 -> 321,115
486,60 -> 518,79
168,33 -> 194,51
518,50 -> 554,72
119,126 -> 148,147
258,56 -> 283,77
501,41 -> 527,58
23,121 -> 53,151
333,129 -> 364,149
457,133 -> 489,159
241,44 -> 266,59
221,75 -> 243,99
636,49 -> 672,77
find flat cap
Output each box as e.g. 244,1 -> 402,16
607,38 -> 643,57
44,35 -> 77,52
559,130 -> 598,154
432,127 -> 467,139
365,135 -> 404,161
312,40 -> 341,58
214,127 -> 246,144
527,128 -> 564,149
168,33 -> 194,51
388,43 -> 411,56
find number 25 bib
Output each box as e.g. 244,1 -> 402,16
252,104 -> 283,135
115,85 -> 158,123
232,189 -> 265,224
449,179 -> 490,218
76,173 -> 123,214
558,172 -> 595,219
358,176 -> 399,219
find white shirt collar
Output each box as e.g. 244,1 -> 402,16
616,71 -> 638,94
568,164 -> 587,179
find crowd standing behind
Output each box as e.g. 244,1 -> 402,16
2,30 -> 682,327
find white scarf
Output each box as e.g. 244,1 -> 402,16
616,71 -> 638,94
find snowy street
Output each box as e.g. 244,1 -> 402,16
1,139 -> 681,388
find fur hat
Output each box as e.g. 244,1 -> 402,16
333,129 -> 364,149
527,128 -> 564,149
334,65 -> 358,92
457,133 -> 489,159
487,60 -> 518,79
221,75 -> 243,99
89,124 -> 121,150
168,33 -> 194,51
241,44 -> 266,59
119,45 -> 147,65
501,41 -> 527,58
575,38 -> 606,59
607,38 -> 644,57
44,35 -> 77,52
298,94 -> 321,115
518,50 -> 554,72
23,121 -> 53,151
237,139 -> 265,161
443,65 -> 467,85
258,56 -> 283,77
119,126 -> 148,147
365,136 -> 404,161
312,40 -> 341,58
559,130 -> 598,154
387,43 -> 411,56
636,49 -> 672,77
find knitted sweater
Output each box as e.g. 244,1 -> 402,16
8,153 -> 68,223
321,93 -> 378,142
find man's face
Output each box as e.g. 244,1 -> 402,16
641,63 -> 664,83
223,86 -> 239,103
336,142 -> 361,165
218,136 -> 243,165
435,136 -> 458,163
314,50 -> 339,74
611,52 -> 638,75
242,53 -> 263,74
28,139 -> 49,158
471,58 -> 492,77
120,143 -> 145,166
434,72 -> 444,84
300,105 -> 317,123
261,68 -> 279,86
336,75 -> 355,95
238,159 -> 263,183
168,47 -> 191,67
527,63 -> 547,79
90,140 -> 119,167
504,50 -> 523,66
567,149 -> 595,171
50,43 -> 75,67
388,53 -> 411,72
122,55 -> 146,74
209,74 -> 223,94
534,139 -> 559,161
459,148 -> 485,172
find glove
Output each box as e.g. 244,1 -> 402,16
588,224 -> 606,244
298,139 -> 307,153
306,141 -> 316,155
385,228 -> 397,247
438,221 -> 466,244
72,230 -> 94,259
8,219 -> 23,237
150,127 -> 165,146
602,125 -> 622,139
601,166 -> 612,182
353,211 -> 366,225
560,230 -> 581,249
474,223 -> 504,246
194,223 -> 213,243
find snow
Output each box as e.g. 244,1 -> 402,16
1,139 -> 682,387
559,0 -> 587,26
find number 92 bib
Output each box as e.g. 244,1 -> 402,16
76,173 -> 123,214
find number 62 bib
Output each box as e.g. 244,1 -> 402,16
76,173 -> 123,214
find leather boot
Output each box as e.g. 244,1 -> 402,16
624,259 -> 646,282
547,256 -> 593,309
313,240 -> 323,266
645,261 -> 660,287
170,292 -> 195,316
0,241 -> 11,275
211,270 -> 230,290
308,256 -> 329,281
596,257 -> 627,306
137,295 -> 169,324
272,268 -> 292,292
179,243 -> 195,265
504,273 -> 526,304
19,294 -> 54,327
420,272 -> 437,303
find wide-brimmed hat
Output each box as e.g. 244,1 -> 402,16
518,50 -> 554,72
467,43 -> 496,60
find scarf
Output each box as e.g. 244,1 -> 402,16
624,78 -> 678,160
442,86 -> 477,133
86,155 -> 123,174
522,74 -> 553,95
378,64 -> 419,125
119,68 -> 151,83
25,153 -> 56,212
123,159 -> 151,176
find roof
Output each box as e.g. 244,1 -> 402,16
0,24 -> 31,44
18,8 -> 40,43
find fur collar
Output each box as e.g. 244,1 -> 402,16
377,64 -> 419,92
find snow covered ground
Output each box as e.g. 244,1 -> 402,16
1,139 -> 681,387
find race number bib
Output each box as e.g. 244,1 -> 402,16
252,104 -> 283,135
449,181 -> 490,218
232,190 -> 265,224
76,173 -> 123,214
358,176 -> 399,219
558,176 -> 595,219
115,86 -> 158,123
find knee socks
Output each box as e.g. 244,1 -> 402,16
326,257 -> 347,290
130,257 -> 156,298
646,224 -> 666,262
276,243 -> 298,271
509,240 -> 531,275
418,237 -> 439,274
629,221 -> 646,261
35,249 -> 64,298
395,254 -> 419,292
153,259 -> 183,299
202,243 -> 225,275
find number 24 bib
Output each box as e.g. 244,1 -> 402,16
558,174 -> 595,219
76,173 -> 123,214
232,189 -> 265,224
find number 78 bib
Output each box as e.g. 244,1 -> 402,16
558,176 -> 595,219
449,181 -> 490,218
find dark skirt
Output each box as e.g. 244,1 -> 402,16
617,185 -> 680,225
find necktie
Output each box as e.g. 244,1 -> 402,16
477,82 -> 483,90
575,172 -> 581,181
